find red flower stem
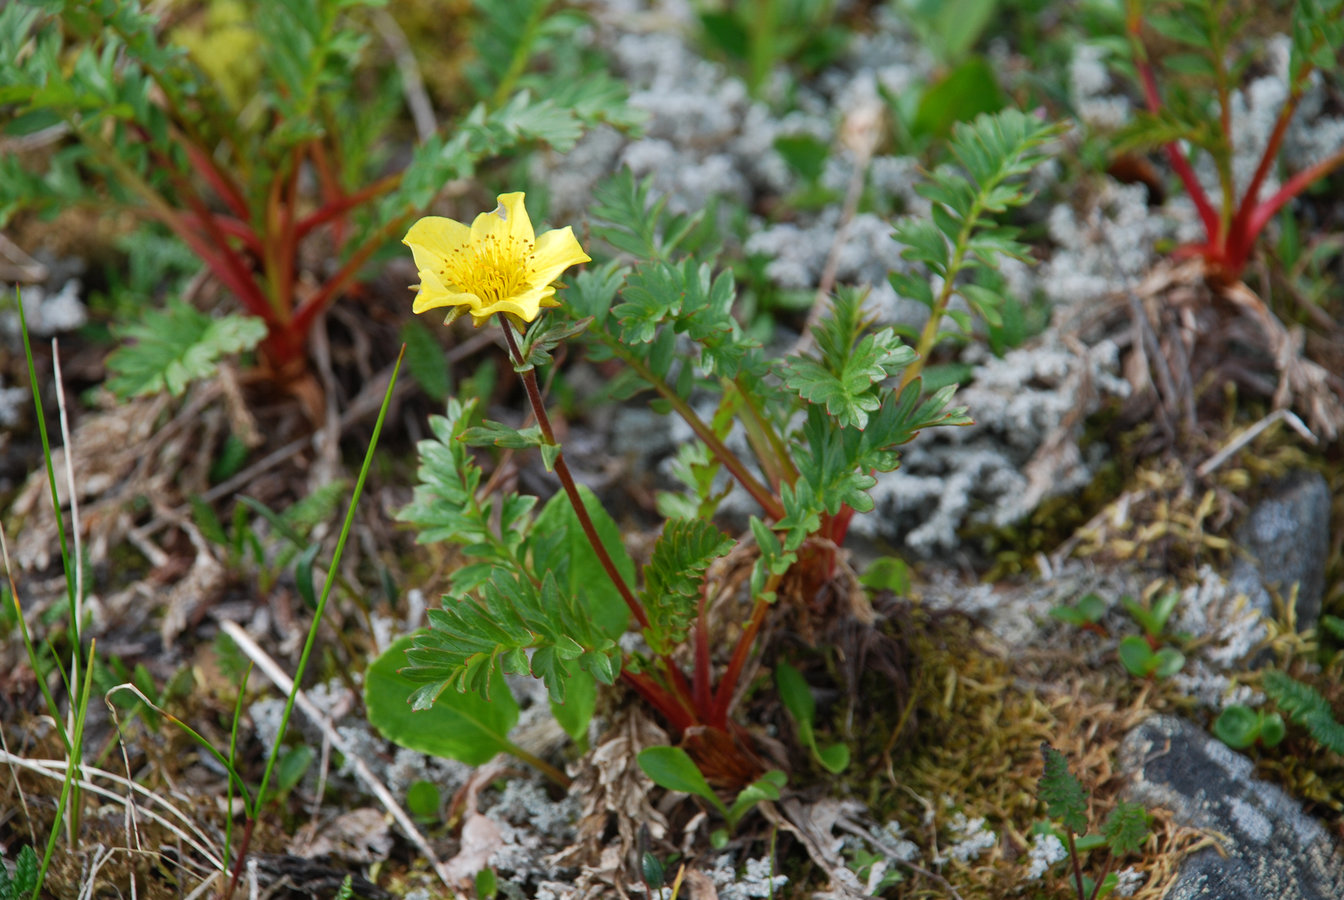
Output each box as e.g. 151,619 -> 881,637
1128,16 -> 1221,240
499,322 -> 651,630
1229,86 -> 1306,245
709,594 -> 770,728
1066,830 -> 1086,900
143,161 -> 273,323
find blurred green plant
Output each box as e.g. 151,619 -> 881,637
1213,703 -> 1286,749
696,0 -> 848,97
776,660 -> 850,773
1050,591 -> 1109,635
1263,668 -> 1344,755
637,746 -> 787,845
1116,592 -> 1186,679
0,846 -> 38,900
1120,0 -> 1344,285
0,0 -> 631,383
889,0 -> 1007,144
1038,744 -> 1152,899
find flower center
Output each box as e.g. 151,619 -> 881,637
442,232 -> 535,304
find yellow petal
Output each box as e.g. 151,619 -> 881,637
471,284 -> 558,324
411,268 -> 484,314
470,191 -> 535,246
530,226 -> 591,285
403,216 -> 471,277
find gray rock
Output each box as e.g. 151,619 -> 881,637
1228,471 -> 1331,630
1119,714 -> 1344,900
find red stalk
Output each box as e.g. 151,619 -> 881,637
182,140 -> 250,221
274,146 -> 305,323
291,211 -> 413,339
709,597 -> 770,728
499,323 -> 651,630
1241,147 -> 1344,255
622,669 -> 695,732
294,172 -> 401,242
1134,57 -> 1221,240
177,212 -> 264,256
692,589 -> 712,717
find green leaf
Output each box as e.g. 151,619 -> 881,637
1038,743 -> 1089,834
459,419 -> 548,451
776,661 -> 849,774
517,314 -> 593,372
725,769 -> 787,828
642,851 -> 666,890
1264,669 -> 1344,754
550,669 -> 596,743
106,300 -> 267,399
401,319 -> 451,402
859,556 -> 911,594
405,780 -> 442,821
1213,705 -> 1260,749
530,484 -> 634,640
1117,635 -> 1156,677
783,291 -> 916,429
641,518 -> 734,655
911,56 -> 1006,140
364,636 -> 519,766
900,0 -> 1001,62
1259,712 -> 1286,747
1101,801 -> 1150,856
637,746 -> 727,817
1151,647 -> 1185,679
406,569 -> 621,706
266,744 -> 314,802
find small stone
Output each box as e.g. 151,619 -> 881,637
1227,471 -> 1331,630
1118,715 -> 1344,900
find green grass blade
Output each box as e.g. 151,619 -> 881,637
254,346 -> 405,807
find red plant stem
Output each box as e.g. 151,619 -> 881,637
309,140 -> 349,250
294,172 -> 401,243
178,212 -> 264,257
709,595 -> 770,728
224,816 -> 256,900
262,158 -> 288,322
183,140 -> 250,221
274,146 -> 304,321
499,323 -> 651,630
1228,85 -> 1307,254
622,669 -> 695,732
291,211 -> 415,343
1240,147 -> 1344,257
1132,48 -> 1221,241
693,588 -> 712,716
1066,830 -> 1086,900
153,168 -> 273,324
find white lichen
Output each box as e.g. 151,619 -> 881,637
1024,831 -> 1067,879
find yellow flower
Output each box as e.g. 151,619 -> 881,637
403,192 -> 590,326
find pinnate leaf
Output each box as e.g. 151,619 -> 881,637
1038,743 -> 1089,834
642,519 -> 734,655
106,300 -> 266,399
